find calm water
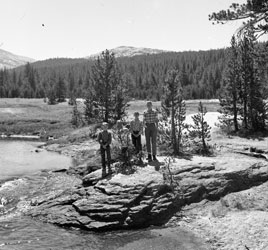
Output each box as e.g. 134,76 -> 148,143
0,140 -> 71,181
0,141 -> 208,250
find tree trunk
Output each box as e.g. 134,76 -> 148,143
233,100 -> 238,131
177,125 -> 181,154
171,105 -> 177,155
105,102 -> 109,122
243,95 -> 248,129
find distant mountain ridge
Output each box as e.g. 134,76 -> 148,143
88,46 -> 169,59
0,49 -> 35,69
24,46 -> 170,69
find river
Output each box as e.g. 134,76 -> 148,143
0,140 -> 208,250
0,140 -> 71,182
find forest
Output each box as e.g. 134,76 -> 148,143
0,48 -> 229,101
0,42 -> 266,101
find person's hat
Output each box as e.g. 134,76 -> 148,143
134,112 -> 139,116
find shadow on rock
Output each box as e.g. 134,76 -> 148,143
148,161 -> 165,171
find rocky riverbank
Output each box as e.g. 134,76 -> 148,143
168,181 -> 268,250
26,139 -> 268,249
166,153 -> 268,250
28,165 -> 182,231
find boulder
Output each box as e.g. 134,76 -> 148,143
212,180 -> 268,214
28,166 -> 182,231
82,169 -> 103,186
166,153 -> 268,205
27,152 -> 268,232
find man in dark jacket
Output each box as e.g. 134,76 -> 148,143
98,122 -> 112,177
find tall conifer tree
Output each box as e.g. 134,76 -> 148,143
162,69 -> 185,155
219,35 -> 241,132
91,50 -> 128,123
240,28 -> 266,130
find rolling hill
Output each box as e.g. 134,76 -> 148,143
0,49 -> 35,69
88,46 -> 169,59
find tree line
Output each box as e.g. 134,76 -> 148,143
1,41 -> 266,102
0,48 -> 229,101
219,30 -> 268,132
211,0 -> 268,133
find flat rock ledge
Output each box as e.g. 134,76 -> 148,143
28,166 -> 182,231
167,154 -> 268,205
27,153 -> 268,232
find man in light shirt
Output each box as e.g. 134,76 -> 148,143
143,101 -> 158,162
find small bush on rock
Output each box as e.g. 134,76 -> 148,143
188,101 -> 212,155
112,121 -> 138,175
162,157 -> 185,197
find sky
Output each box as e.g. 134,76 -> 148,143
1,0 -> 266,60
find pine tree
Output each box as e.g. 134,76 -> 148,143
256,42 -> 268,126
218,30 -> 267,133
0,70 -> 6,97
161,69 -> 184,155
112,73 -> 129,122
68,71 -> 76,105
175,99 -> 186,154
71,101 -> 83,127
189,102 -> 211,154
24,63 -> 36,97
55,77 -> 66,102
219,35 -> 241,132
209,0 -> 268,37
68,92 -> 76,106
47,87 -> 57,105
240,28 -> 266,131
84,89 -> 99,124
91,50 -> 128,123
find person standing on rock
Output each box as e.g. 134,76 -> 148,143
98,122 -> 112,177
130,112 -> 143,156
143,101 -> 158,162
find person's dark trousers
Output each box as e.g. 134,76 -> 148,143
131,131 -> 142,153
100,145 -> 111,176
145,123 -> 157,158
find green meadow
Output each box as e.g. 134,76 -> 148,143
0,98 -> 220,137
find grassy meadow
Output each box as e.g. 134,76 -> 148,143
127,99 -> 220,119
0,98 -> 73,137
0,98 -> 220,137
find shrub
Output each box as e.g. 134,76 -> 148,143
188,102 -> 212,155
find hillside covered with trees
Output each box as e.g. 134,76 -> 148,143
0,43 -> 266,101
0,48 -> 228,100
